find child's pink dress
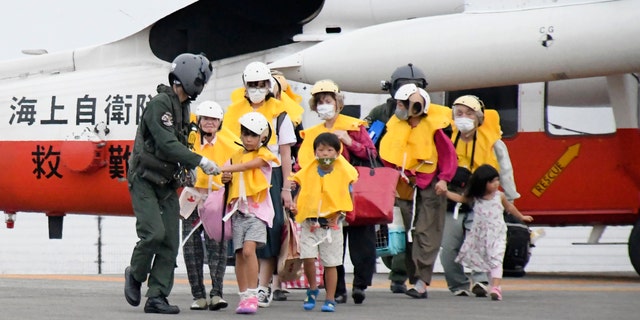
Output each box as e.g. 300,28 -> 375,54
455,191 -> 507,271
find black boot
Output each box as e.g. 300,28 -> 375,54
352,287 -> 366,304
335,292 -> 347,304
144,296 -> 180,314
124,266 -> 141,307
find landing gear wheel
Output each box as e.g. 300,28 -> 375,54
629,218 -> 640,276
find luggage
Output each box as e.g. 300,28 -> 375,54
503,221 -> 532,277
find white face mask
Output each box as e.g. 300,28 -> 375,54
247,87 -> 268,104
454,117 -> 476,133
316,103 -> 336,120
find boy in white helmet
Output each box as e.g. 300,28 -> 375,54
220,112 -> 279,314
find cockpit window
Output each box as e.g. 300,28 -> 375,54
545,77 -> 615,136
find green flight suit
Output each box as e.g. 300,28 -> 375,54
127,84 -> 202,298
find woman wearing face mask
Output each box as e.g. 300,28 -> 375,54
439,95 -> 521,297
223,61 -> 297,308
295,79 -> 377,305
379,83 -> 457,299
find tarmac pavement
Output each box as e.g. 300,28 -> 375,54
1,272 -> 638,320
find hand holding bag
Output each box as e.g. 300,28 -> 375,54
346,149 -> 400,226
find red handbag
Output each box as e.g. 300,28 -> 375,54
346,151 -> 400,226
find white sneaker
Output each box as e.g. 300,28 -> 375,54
472,282 -> 488,297
209,296 -> 228,310
257,286 -> 271,308
453,289 -> 470,296
190,298 -> 208,310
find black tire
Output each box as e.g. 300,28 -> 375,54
629,218 -> 640,276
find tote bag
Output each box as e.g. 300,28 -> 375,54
200,186 -> 233,242
346,150 -> 400,226
277,212 -> 303,282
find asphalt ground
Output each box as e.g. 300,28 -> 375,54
1,272 -> 638,320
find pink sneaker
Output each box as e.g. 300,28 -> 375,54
490,286 -> 502,301
236,296 -> 258,314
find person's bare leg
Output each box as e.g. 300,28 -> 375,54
324,266 -> 337,301
303,258 -> 317,290
258,257 -> 276,287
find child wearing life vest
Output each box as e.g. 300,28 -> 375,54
291,132 -> 359,312
220,112 -> 279,314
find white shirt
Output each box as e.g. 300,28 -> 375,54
268,113 -> 296,168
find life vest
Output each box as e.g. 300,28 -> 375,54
230,87 -> 303,126
192,127 -> 242,190
223,97 -> 286,146
297,114 -> 365,169
227,147 -> 279,204
292,156 -> 358,223
451,109 -> 501,172
379,107 -> 450,173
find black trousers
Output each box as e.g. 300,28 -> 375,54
334,224 -> 377,294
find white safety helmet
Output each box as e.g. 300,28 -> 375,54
239,111 -> 271,145
243,61 -> 272,84
394,83 -> 431,115
195,101 -> 224,119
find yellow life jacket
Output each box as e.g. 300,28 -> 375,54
379,106 -> 450,174
227,147 -> 278,204
192,127 -> 242,190
292,156 -> 358,223
223,97 -> 286,146
284,87 -> 303,104
230,87 -> 245,103
297,114 -> 366,169
279,93 -> 304,126
451,109 -> 501,172
230,87 -> 303,126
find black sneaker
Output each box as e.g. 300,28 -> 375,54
390,281 -> 407,294
272,289 -> 287,301
124,266 -> 141,307
144,296 -> 180,314
352,288 -> 365,304
335,293 -> 347,304
405,288 -> 428,299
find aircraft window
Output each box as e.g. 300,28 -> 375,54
545,78 -> 616,136
447,85 -> 519,138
